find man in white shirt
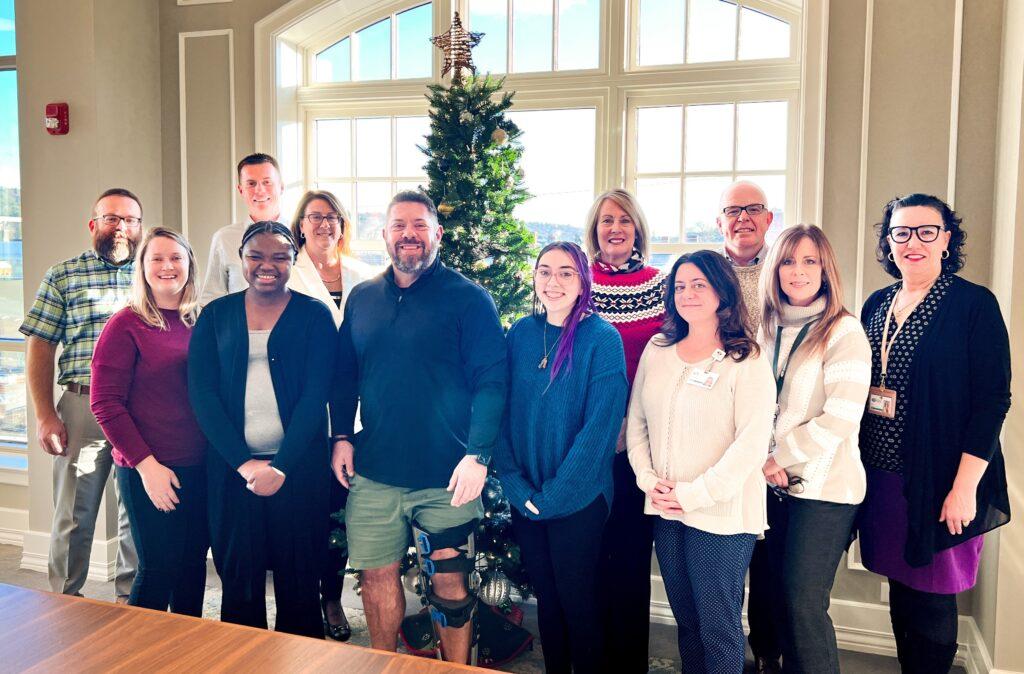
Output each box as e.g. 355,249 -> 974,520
199,153 -> 285,305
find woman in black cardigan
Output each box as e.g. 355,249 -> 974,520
858,194 -> 1011,673
189,221 -> 337,639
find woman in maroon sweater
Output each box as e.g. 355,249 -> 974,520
91,227 -> 208,615
585,189 -> 666,673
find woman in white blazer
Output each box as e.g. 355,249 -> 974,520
288,189 -> 377,640
288,190 -> 377,327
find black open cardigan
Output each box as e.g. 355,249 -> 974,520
188,291 -> 337,593
859,274 -> 1011,568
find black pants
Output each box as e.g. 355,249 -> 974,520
747,492 -> 858,674
512,496 -> 608,674
889,579 -> 959,673
596,453 -> 654,673
319,476 -> 349,604
219,485 -> 323,639
116,464 -> 208,616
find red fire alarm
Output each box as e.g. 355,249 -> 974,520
45,103 -> 69,135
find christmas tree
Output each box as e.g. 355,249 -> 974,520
420,72 -> 535,323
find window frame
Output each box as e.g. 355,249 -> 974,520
627,0 -> 800,73
0,48 -> 27,474
624,87 -> 800,254
306,0 -> 436,84
263,0 -> 814,261
305,104 -> 433,255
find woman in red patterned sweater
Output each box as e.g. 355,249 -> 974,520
585,189 -> 666,673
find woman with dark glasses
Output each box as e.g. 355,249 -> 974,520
858,194 -> 1011,673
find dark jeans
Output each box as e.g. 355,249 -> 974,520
115,464 -> 208,616
219,483 -> 323,639
512,496 -> 608,674
320,476 -> 349,604
889,579 -> 959,673
597,452 -> 654,673
747,492 -> 858,674
654,518 -> 756,674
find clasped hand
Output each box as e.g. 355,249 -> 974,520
649,478 -> 683,515
238,459 -> 285,496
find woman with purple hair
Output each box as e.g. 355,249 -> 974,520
493,241 -> 627,674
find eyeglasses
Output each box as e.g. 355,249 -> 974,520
768,475 -> 805,500
92,214 -> 142,230
304,213 -> 341,226
721,203 -> 766,219
888,224 -> 943,244
534,269 -> 579,283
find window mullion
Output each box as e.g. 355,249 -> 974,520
679,105 -> 688,243
351,32 -> 360,80
391,12 -> 398,79
731,102 -> 739,181
551,0 -> 559,71
733,1 -> 741,60
507,0 -> 514,73
683,0 -> 691,64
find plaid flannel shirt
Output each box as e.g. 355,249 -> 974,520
19,250 -> 134,386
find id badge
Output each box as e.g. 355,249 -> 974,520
867,385 -> 897,418
686,368 -> 720,390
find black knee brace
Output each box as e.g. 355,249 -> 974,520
412,519 -> 479,629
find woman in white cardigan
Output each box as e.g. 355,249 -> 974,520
628,250 -> 775,674
288,190 -> 377,327
744,225 -> 871,674
288,189 -> 377,640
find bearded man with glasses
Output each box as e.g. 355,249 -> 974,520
20,188 -> 142,603
715,180 -> 774,331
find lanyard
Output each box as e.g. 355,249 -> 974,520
878,292 -> 906,390
773,322 -> 813,398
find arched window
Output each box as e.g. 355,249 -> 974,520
262,0 -> 812,267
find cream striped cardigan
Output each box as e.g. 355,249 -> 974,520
761,299 -> 872,504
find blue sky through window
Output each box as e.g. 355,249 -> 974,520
0,72 -> 18,190
0,0 -> 13,57
357,18 -> 392,80
397,4 -> 432,78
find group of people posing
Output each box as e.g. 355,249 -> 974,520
21,151 -> 1010,674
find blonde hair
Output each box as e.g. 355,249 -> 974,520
290,190 -> 352,257
129,227 -> 200,330
583,189 -> 651,260
759,224 -> 850,354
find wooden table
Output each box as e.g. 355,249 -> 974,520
0,584 -> 479,673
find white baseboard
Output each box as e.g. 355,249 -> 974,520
650,591 -> 998,673
0,507 -> 27,546
20,529 -> 117,582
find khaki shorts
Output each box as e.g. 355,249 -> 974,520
345,474 -> 483,570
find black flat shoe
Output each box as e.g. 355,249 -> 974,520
322,599 -> 352,642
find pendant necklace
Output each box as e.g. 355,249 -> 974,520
538,321 -> 561,370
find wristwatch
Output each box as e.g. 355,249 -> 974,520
468,454 -> 491,467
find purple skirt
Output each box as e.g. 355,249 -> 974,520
859,467 -> 982,594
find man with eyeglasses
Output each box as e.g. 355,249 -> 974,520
200,152 -> 285,305
330,190 -> 506,664
20,188 -> 141,602
716,180 -> 774,330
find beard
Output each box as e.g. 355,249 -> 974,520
388,238 -> 437,275
94,230 -> 138,265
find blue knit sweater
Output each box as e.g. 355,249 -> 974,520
494,313 -> 628,521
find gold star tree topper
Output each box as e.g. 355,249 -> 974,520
431,12 -> 483,85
